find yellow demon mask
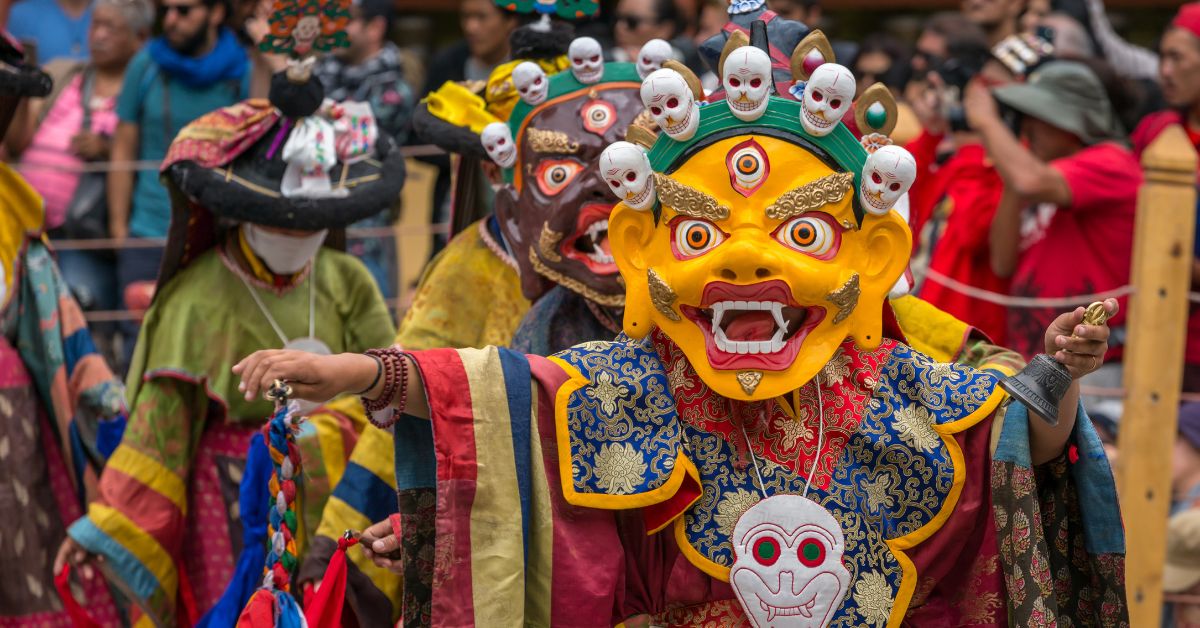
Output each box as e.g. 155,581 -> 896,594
607,32 -> 916,401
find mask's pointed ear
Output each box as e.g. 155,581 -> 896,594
846,212 -> 911,349
662,59 -> 704,101
609,204 -> 657,339
854,83 -> 899,138
790,29 -> 835,82
718,29 -> 750,80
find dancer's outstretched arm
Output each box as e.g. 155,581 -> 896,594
233,350 -> 430,419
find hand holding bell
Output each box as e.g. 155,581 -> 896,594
1000,299 -> 1118,425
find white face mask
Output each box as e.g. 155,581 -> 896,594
241,223 -> 329,275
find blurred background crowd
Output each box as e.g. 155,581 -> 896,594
5,0 -> 1200,618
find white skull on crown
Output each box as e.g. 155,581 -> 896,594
723,46 -> 772,122
730,495 -> 852,627
480,122 -> 517,168
600,141 -> 656,211
569,37 -> 604,84
800,63 -> 854,137
860,144 -> 916,214
637,39 -> 673,80
512,61 -> 549,105
640,68 -> 700,141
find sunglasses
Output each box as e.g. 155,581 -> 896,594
615,14 -> 656,30
158,3 -> 203,18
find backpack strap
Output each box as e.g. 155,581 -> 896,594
35,60 -> 87,127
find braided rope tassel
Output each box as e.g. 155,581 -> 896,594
263,390 -> 303,592
235,381 -> 308,627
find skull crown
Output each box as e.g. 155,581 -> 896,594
569,37 -> 605,84
480,122 -> 517,168
640,68 -> 700,141
599,141 -> 656,211
799,63 -> 855,137
860,144 -> 916,214
637,39 -> 673,80
722,46 -> 773,122
512,61 -> 549,105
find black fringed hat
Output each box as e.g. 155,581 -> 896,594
158,0 -> 406,288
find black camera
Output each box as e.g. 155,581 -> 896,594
931,31 -> 1054,132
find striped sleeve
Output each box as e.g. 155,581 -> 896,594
68,376 -> 207,625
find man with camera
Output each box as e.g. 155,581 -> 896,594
907,28 -> 1012,346
967,58 -> 1140,393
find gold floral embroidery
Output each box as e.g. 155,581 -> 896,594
822,350 -> 853,385
526,127 -> 580,154
654,173 -> 730,221
861,470 -> 897,513
924,361 -> 961,385
771,411 -> 814,451
586,369 -> 629,417
537,223 -> 564,262
593,442 -> 648,494
528,248 -> 625,307
713,489 -> 760,537
826,273 -> 860,324
853,571 -> 893,627
893,405 -> 940,452
648,268 -> 681,321
763,172 -> 855,220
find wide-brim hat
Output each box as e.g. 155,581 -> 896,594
992,60 -> 1123,145
157,71 -> 406,291
1166,509 -> 1200,593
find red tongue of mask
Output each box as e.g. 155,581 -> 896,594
597,233 -> 612,256
723,311 -> 776,341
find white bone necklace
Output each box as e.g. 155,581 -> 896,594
236,260 -> 331,357
739,373 -> 825,500
730,373 -> 852,628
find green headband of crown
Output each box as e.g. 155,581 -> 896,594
502,62 -> 641,184
642,96 -> 869,223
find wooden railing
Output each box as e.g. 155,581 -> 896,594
1117,123 -> 1198,626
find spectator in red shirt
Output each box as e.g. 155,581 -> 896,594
906,27 -> 1011,345
1131,2 -> 1200,393
969,60 -> 1140,389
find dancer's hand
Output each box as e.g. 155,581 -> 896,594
53,536 -> 101,579
359,518 -> 403,574
1044,298 -> 1118,379
233,351 -> 378,402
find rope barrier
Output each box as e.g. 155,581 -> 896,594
51,223 -> 449,251
1080,384 -> 1200,403
8,144 -> 446,175
918,267 -> 1138,308
920,267 -> 1200,305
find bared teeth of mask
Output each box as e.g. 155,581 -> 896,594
770,302 -> 786,330
711,302 -> 726,330
766,605 -> 777,622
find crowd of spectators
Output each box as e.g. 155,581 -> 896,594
9,0 -> 1200,615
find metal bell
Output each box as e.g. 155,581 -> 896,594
999,354 -> 1073,426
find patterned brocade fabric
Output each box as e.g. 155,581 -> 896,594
554,331 -> 1008,626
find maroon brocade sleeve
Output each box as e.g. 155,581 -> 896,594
904,412 -> 1008,627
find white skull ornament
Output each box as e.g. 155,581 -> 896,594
569,37 -> 604,84
481,122 -> 517,168
723,46 -> 772,121
600,141 -> 656,211
800,63 -> 855,137
730,495 -> 851,627
637,39 -> 673,79
860,145 -> 917,214
640,68 -> 699,141
512,62 -> 549,105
